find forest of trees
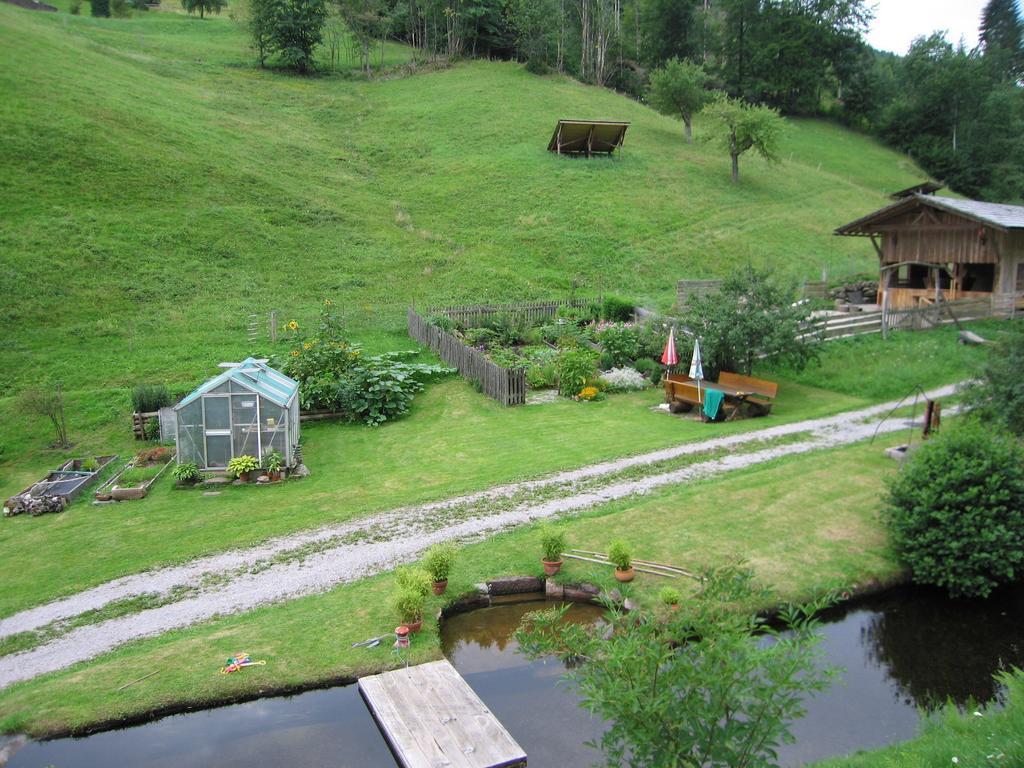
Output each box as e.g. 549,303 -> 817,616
265,0 -> 1023,201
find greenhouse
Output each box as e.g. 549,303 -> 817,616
174,358 -> 301,471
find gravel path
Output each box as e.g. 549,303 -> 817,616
0,386 -> 956,689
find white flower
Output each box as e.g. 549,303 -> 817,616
599,367 -> 649,392
952,758 -> 959,764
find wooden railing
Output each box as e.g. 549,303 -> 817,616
408,308 -> 527,406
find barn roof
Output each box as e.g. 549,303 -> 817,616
547,120 -> 629,155
889,181 -> 943,199
836,194 -> 1024,236
176,358 -> 299,410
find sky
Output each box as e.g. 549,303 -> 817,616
865,0 -> 988,54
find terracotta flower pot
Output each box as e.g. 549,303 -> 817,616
403,618 -> 424,634
238,471 -> 251,483
614,566 -> 635,583
542,559 -> 563,577
432,579 -> 448,596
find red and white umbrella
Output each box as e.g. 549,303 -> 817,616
661,327 -> 679,367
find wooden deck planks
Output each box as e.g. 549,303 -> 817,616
359,660 -> 527,768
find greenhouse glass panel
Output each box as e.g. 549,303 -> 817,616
259,399 -> 286,462
176,401 -> 204,466
206,435 -> 232,469
204,396 -> 230,431
210,382 -> 231,394
231,395 -> 260,458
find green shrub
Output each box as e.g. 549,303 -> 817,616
422,544 -> 457,583
227,455 -> 259,478
961,325 -> 1024,436
132,384 -> 171,414
463,327 -> 498,346
89,0 -> 110,16
487,347 -> 526,369
395,566 -> 432,598
485,312 -> 529,346
428,314 -> 456,333
69,0 -> 82,13
526,364 -> 556,389
391,587 -> 425,623
608,540 -> 632,570
172,462 -> 201,483
598,323 -> 641,367
601,295 -> 635,322
143,418 -> 160,441
342,352 -> 451,426
263,449 -> 283,473
884,421 -> 1024,598
539,525 -> 566,562
633,358 -> 663,384
659,586 -> 681,606
555,348 -> 598,396
110,0 -> 130,17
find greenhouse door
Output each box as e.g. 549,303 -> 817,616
203,396 -> 232,469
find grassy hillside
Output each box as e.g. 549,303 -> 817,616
0,3 -> 927,395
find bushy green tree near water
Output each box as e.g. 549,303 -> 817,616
515,563 -> 837,768
961,325 -> 1024,436
885,421 -> 1024,598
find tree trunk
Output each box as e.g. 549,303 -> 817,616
731,152 -> 739,183
683,116 -> 692,143
199,3 -> 203,18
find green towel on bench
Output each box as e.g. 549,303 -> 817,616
703,388 -> 724,421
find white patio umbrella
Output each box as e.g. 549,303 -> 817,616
689,338 -> 704,405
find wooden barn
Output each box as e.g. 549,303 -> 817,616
836,192 -> 1024,310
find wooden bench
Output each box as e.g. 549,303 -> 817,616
662,374 -> 739,421
717,371 -> 778,415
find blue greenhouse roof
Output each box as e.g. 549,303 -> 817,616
175,358 -> 299,410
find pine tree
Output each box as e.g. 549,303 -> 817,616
980,0 -> 1024,80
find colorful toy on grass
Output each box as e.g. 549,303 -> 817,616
220,652 -> 267,674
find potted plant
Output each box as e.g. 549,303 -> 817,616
263,449 -> 284,482
659,586 -> 681,611
608,540 -> 635,582
227,455 -> 259,482
423,543 -> 456,595
394,567 -> 432,633
540,526 -> 567,577
172,462 -> 201,487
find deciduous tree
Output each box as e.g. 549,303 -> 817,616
699,92 -> 782,182
683,266 -> 816,378
181,0 -> 226,19
516,562 -> 837,768
647,57 -> 709,142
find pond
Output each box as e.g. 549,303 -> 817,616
5,583 -> 1023,767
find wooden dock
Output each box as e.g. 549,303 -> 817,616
358,660 -> 527,768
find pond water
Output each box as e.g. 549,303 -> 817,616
5,584 -> 1023,767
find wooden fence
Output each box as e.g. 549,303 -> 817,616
408,308 -> 527,406
427,297 -> 599,328
803,295 -> 1015,342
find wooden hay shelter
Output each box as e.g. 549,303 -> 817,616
836,193 -> 1024,311
548,119 -> 629,156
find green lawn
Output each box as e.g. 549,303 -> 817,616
0,0 -> 926,403
0,321 -> 1001,619
0,436 -> 906,737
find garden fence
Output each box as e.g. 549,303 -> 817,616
426,298 -> 599,328
407,308 -> 527,406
